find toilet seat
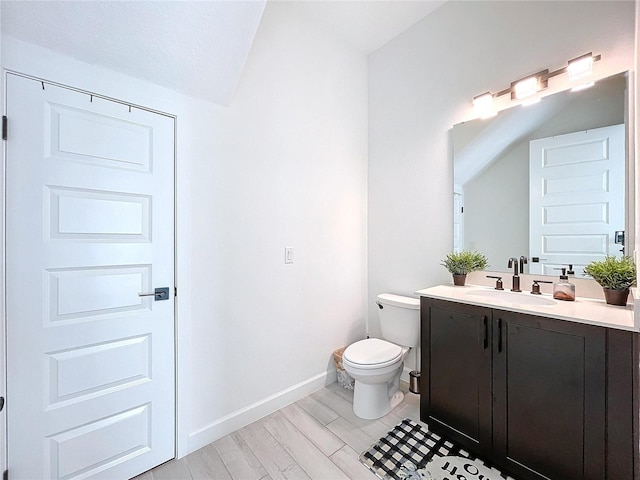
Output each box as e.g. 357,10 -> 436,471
343,338 -> 403,369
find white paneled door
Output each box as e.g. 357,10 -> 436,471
529,125 -> 624,275
5,73 -> 175,479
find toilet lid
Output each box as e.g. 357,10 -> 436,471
343,338 -> 403,367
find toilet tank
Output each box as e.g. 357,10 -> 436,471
377,293 -> 420,348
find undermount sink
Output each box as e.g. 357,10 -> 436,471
466,289 -> 557,306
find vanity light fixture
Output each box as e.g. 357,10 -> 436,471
471,52 -> 601,118
514,77 -> 538,99
567,53 -> 595,80
568,53 -> 598,91
512,70 -> 549,100
473,92 -> 495,119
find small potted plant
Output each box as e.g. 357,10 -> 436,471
441,250 -> 489,286
583,255 -> 637,306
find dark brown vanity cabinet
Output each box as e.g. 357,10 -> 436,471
420,297 -> 638,480
421,301 -> 493,458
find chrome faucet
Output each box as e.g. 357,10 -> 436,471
508,257 -> 521,292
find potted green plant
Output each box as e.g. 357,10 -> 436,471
583,255 -> 636,306
441,250 -> 489,286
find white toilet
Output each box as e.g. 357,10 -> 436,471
342,293 -> 420,419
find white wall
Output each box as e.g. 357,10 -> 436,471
1,0 -> 368,457
368,0 -> 636,336
185,2 -> 368,449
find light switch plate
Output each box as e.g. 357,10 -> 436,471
285,247 -> 294,264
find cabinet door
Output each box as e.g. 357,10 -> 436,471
493,311 -> 606,480
421,298 -> 492,458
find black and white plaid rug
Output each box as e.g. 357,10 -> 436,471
359,419 -> 513,480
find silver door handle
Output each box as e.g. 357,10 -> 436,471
138,287 -> 170,301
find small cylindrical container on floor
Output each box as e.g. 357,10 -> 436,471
409,370 -> 420,394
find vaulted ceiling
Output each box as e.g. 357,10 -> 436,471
1,0 -> 445,105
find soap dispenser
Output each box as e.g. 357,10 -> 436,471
553,267 -> 576,301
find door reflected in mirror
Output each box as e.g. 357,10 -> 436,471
453,72 -> 628,276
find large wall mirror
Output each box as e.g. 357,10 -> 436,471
453,72 -> 630,276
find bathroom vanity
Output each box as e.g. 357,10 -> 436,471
416,285 -> 638,480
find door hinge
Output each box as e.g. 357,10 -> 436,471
2,116 -> 7,141
0,396 -> 4,412
174,287 -> 178,297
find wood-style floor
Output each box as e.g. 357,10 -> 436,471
135,381 -> 421,479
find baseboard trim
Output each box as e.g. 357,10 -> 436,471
187,370 -> 335,455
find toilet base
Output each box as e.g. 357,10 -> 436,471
352,380 -> 404,419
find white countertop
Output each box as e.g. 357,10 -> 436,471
416,284 -> 638,332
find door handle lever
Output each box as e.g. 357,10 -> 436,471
138,287 -> 170,301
